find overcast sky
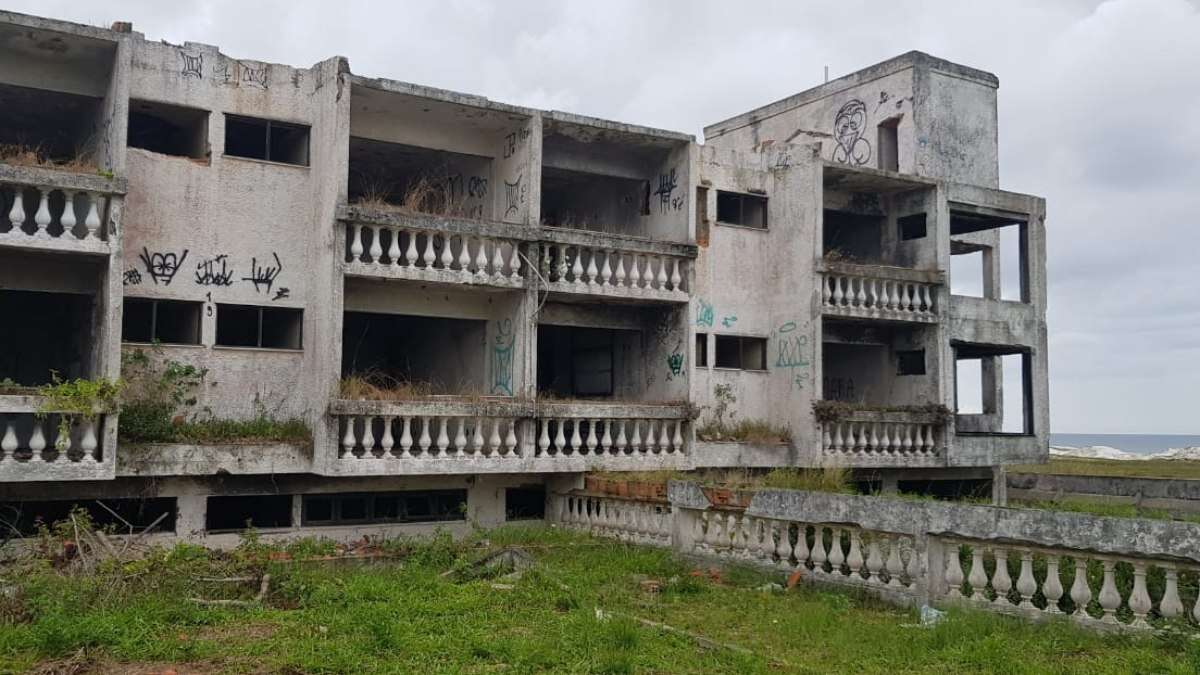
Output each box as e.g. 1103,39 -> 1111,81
15,0 -> 1200,434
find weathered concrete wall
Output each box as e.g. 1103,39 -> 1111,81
704,52 -> 999,188
692,143 -> 820,452
1009,473 -> 1200,514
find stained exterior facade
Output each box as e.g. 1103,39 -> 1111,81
0,12 -> 1047,542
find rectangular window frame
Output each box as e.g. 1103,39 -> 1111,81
715,190 -> 768,230
223,114 -> 310,166
300,490 -> 467,527
216,304 -> 303,350
713,334 -> 768,372
695,332 -> 709,368
122,297 -> 203,346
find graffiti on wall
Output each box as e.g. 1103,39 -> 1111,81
666,341 -> 684,379
504,175 -> 527,217
139,247 -> 189,286
832,99 -> 871,166
491,319 -> 515,396
695,298 -> 714,327
652,168 -> 681,214
773,321 -> 811,390
194,254 -> 235,287
242,253 -> 284,294
824,377 -> 856,402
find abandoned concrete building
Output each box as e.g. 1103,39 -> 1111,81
0,11 -> 1047,544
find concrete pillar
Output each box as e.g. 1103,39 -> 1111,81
879,472 -> 899,496
991,466 -> 1008,507
467,475 -> 506,529
176,494 -> 207,540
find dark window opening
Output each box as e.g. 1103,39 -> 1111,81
128,100 -> 208,159
0,82 -> 102,164
540,166 -> 648,236
823,210 -> 883,262
896,349 -> 926,376
342,312 -> 487,394
216,304 -> 302,349
506,486 -> 546,521
716,191 -> 767,229
0,498 -> 176,537
347,137 -> 493,219
877,117 -> 900,172
0,289 -> 93,385
714,335 -> 767,371
897,213 -> 927,241
122,298 -> 202,345
538,325 -> 616,398
695,332 -> 708,368
300,490 -> 466,526
206,494 -> 293,531
224,114 -> 309,166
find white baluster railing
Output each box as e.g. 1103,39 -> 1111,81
0,411 -> 106,466
553,493 -> 672,547
345,220 -> 526,286
0,181 -> 111,245
541,241 -> 689,301
819,268 -> 939,321
533,405 -> 689,459
937,537 -> 1200,631
821,412 -> 943,463
338,412 -> 524,460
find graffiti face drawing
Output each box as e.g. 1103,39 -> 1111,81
832,99 -> 872,166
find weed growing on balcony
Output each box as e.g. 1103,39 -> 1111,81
36,373 -> 122,442
339,372 -> 436,400
811,400 -> 953,425
0,142 -> 99,173
118,347 -> 309,444
695,384 -> 791,443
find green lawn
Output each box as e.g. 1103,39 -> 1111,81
1,526 -> 1197,674
1012,457 -> 1200,480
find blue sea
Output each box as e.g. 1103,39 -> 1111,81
1051,433 -> 1200,456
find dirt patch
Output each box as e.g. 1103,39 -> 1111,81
192,622 -> 278,642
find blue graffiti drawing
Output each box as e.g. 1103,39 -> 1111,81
666,341 -> 684,379
721,315 -> 738,328
775,321 -> 811,390
696,299 -> 714,327
491,319 -> 515,396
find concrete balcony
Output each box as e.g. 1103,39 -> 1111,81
818,261 -> 942,324
338,204 -> 537,290
326,398 -> 692,474
0,164 -> 125,257
0,394 -> 116,481
532,401 -> 691,470
538,228 -> 694,304
820,406 -> 946,468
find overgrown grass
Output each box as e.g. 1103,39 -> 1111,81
0,143 -> 98,173
1013,457 -> 1200,480
0,526 -> 1195,674
695,418 -> 791,443
118,407 -> 311,445
1013,497 -> 1200,524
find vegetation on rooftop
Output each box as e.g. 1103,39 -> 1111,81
695,384 -> 791,443
811,399 -> 954,425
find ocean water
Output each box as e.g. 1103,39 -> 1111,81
1050,433 -> 1200,456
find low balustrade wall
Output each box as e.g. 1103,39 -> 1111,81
550,481 -> 1200,633
0,395 -> 115,480
0,165 -> 124,253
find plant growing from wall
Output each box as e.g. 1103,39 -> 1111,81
119,348 -> 207,443
811,400 -> 953,425
695,384 -> 791,443
36,372 -> 123,444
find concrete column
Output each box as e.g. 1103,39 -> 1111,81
991,466 -> 1008,506
467,475 -> 506,529
176,494 -> 207,540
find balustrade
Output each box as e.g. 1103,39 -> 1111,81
338,413 -> 523,459
0,411 -> 105,465
541,243 -> 688,300
534,417 -> 687,457
938,538 -> 1200,629
822,418 -> 941,457
820,272 -> 937,321
554,493 -> 672,546
346,222 -> 525,284
689,510 -> 921,590
0,183 -> 109,244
